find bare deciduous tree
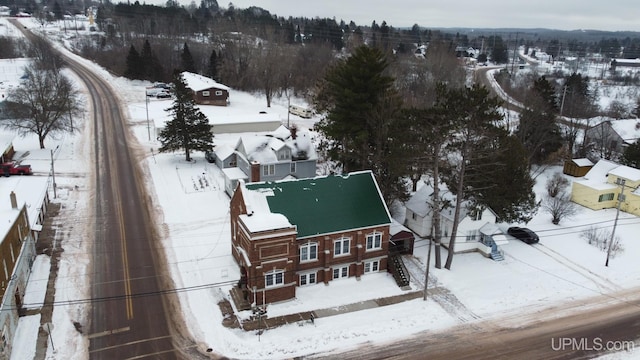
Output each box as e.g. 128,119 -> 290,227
3,63 -> 82,149
541,192 -> 578,225
546,172 -> 570,198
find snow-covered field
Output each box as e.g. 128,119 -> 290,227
2,15 -> 639,360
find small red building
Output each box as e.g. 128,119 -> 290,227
230,171 -> 393,305
181,71 -> 230,106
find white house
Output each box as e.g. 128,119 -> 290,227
405,182 -> 507,260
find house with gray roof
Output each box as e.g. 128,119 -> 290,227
405,182 -> 507,260
218,125 -> 318,196
229,171 -> 392,305
584,118 -> 640,161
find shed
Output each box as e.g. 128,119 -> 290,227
563,158 -> 594,177
389,219 -> 415,255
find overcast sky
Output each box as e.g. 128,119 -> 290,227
221,0 -> 640,32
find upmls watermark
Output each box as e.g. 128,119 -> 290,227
551,337 -> 636,352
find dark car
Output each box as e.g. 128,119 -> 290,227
507,227 -> 539,244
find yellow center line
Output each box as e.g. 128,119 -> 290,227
119,205 -> 133,319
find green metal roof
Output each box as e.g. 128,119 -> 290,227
245,171 -> 391,238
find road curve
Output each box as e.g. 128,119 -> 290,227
10,20 -> 216,360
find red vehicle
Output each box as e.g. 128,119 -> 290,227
1,162 -> 33,176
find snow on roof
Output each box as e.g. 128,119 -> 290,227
238,181 -> 293,233
239,212 -> 293,233
583,159 -> 619,182
0,133 -> 15,153
571,158 -> 594,167
390,219 -> 413,237
0,176 -> 49,239
608,164 -> 640,182
180,71 -> 230,92
236,126 -> 317,164
214,144 -> 234,160
405,182 -> 458,218
221,167 -> 247,180
608,119 -> 640,142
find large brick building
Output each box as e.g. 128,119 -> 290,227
229,171 -> 392,305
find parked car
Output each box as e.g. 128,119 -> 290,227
155,91 -> 171,99
0,162 -> 33,176
205,151 -> 215,163
507,227 -> 539,244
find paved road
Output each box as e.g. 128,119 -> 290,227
11,21 -> 214,360
321,287 -> 640,359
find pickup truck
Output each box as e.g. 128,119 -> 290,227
1,162 -> 33,176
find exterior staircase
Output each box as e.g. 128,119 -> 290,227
388,254 -> 411,287
490,243 -> 504,261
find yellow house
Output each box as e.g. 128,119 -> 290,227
571,159 -> 640,216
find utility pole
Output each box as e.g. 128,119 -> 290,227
606,178 -> 625,267
423,238 -> 433,300
50,146 -> 59,199
145,90 -> 150,141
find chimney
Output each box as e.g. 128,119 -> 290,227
250,161 -> 261,182
10,191 -> 17,209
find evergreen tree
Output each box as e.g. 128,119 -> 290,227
159,72 -> 214,161
207,49 -> 218,80
53,1 -> 63,20
314,45 -> 409,205
181,42 -> 197,73
140,39 -> 164,81
466,131 -> 538,223
516,76 -> 563,164
124,44 -> 142,79
435,84 -> 503,269
489,35 -> 508,64
621,139 -> 640,168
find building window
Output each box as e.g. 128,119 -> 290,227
334,237 -> 350,256
364,260 -> 380,273
300,272 -> 316,286
202,90 -> 210,97
278,148 -> 290,160
263,164 -> 275,176
466,230 -> 477,241
598,193 -> 615,202
366,231 -> 382,250
300,242 -> 318,262
333,266 -> 349,279
265,270 -> 284,288
290,162 -> 296,173
215,90 -> 223,96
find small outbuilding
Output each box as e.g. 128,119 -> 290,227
563,158 -> 594,177
181,71 -> 230,106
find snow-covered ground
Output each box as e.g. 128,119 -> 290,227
2,15 -> 639,360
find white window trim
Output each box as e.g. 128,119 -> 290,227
300,242 -> 318,263
299,272 -> 316,286
365,231 -> 382,251
334,237 -> 350,257
333,265 -> 349,279
263,164 -> 275,176
202,90 -> 210,97
364,260 -> 380,274
215,90 -> 223,96
265,269 -> 284,288
290,161 -> 296,173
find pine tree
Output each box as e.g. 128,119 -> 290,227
159,72 -> 213,162
181,42 -> 197,73
207,49 -> 218,80
124,45 -> 142,80
314,45 -> 409,205
53,1 -> 63,20
621,139 -> 640,168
